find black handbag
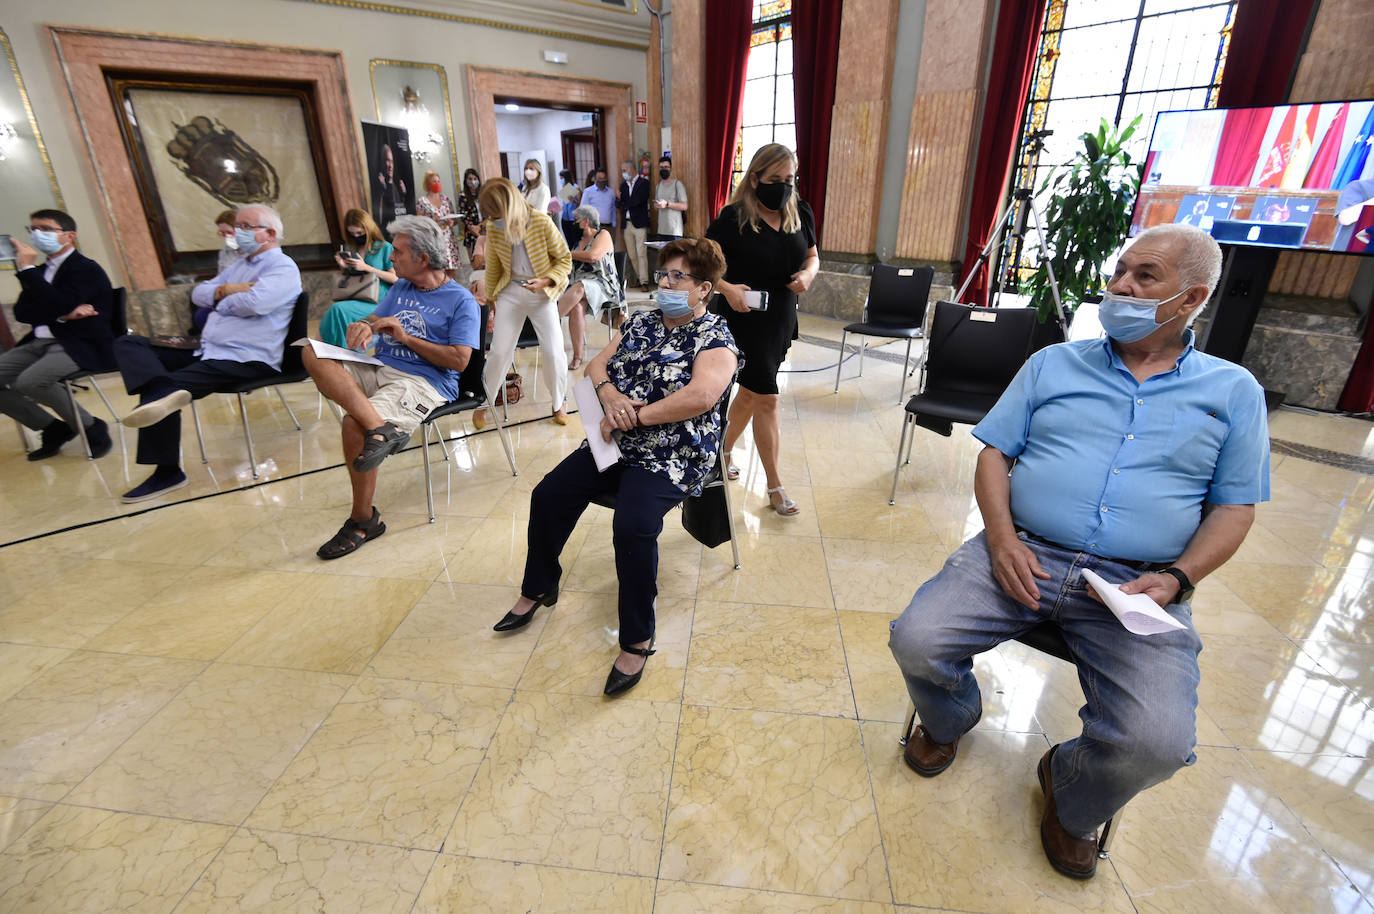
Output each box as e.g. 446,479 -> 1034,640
681,483 -> 731,548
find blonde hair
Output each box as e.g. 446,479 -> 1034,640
729,143 -> 801,234
477,177 -> 531,242
342,207 -> 385,248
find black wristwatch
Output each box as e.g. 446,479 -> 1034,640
1159,567 -> 1194,604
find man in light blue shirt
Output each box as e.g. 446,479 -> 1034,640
114,204 -> 301,502
889,224 -> 1269,880
578,168 -> 617,232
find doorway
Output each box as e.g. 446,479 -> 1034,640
493,98 -> 602,201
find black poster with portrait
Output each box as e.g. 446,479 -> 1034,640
361,120 -> 415,237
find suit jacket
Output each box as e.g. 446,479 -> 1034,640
14,251 -> 116,371
617,176 -> 651,229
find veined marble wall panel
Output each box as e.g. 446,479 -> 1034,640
823,100 -> 889,255
894,89 -> 979,262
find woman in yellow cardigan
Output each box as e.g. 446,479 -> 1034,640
471,177 -> 573,427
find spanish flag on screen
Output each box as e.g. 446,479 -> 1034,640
1256,107 -> 1297,188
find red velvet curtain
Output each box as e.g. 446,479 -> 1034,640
959,0 -> 1047,307
790,0 -> 843,246
1215,0 -> 1318,109
704,0 -> 754,221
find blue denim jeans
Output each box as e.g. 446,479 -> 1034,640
888,530 -> 1203,837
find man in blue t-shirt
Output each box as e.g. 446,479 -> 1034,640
889,224 -> 1270,880
305,214 -> 480,559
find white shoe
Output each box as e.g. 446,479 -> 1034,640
122,390 -> 192,428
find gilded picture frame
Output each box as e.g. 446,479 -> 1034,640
369,60 -> 460,199
0,27 -> 65,274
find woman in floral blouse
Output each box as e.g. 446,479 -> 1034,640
491,237 -> 741,697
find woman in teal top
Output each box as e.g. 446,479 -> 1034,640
319,208 -> 397,347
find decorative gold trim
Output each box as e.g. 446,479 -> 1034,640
298,0 -> 647,50
368,59 -> 460,195
564,0 -> 639,15
44,25 -> 349,57
0,27 -> 65,272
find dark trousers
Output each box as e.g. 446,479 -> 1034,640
114,335 -> 273,467
523,446 -> 685,648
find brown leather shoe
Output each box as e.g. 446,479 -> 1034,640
1037,746 -> 1098,879
903,725 -> 961,777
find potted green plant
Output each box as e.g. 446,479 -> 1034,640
1023,116 -> 1144,324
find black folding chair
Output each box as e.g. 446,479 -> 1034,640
889,301 -> 1059,504
61,286 -> 128,459
833,265 -> 935,403
189,290 -> 311,478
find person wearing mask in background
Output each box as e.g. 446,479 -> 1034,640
618,159 -> 652,290
557,169 -> 582,248
113,204 -> 301,502
1,209 -> 116,460
214,209 -> 242,275
470,177 -> 572,429
654,156 -> 688,240
415,170 -> 461,279
707,143 -> 818,518
579,167 -> 617,249
520,158 -> 551,215
457,168 -> 484,269
317,209 -> 397,348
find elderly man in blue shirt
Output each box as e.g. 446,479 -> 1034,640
114,204 -> 301,502
578,168 -> 618,236
889,223 -> 1270,880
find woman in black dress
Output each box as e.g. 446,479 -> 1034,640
706,143 -> 819,516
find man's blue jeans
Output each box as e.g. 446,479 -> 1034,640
888,530 -> 1202,838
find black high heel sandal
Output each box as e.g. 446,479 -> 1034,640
603,640 -> 656,697
492,588 -> 558,632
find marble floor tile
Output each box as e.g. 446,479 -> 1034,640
202,507 -> 364,574
412,855 -> 655,913
0,796 -> 52,853
654,881 -> 896,913
730,482 -> 824,538
660,706 -> 888,901
439,513 -> 589,590
66,664 -> 352,824
0,651 -> 204,800
838,611 -> 910,723
446,691 -> 678,876
83,566 -> 310,659
698,533 -> 834,607
247,676 -> 508,849
0,804 -> 232,914
812,485 -> 944,543
801,448 -> 900,494
517,594 -> 692,702
310,511 -> 458,581
368,581 -> 547,688
93,502 -> 273,565
683,601 -> 854,717
864,721 -> 1135,912
824,538 -> 951,615
0,643 -> 72,702
176,828 -> 434,914
560,519 -> 704,601
220,575 -> 428,674
0,558 -> 187,648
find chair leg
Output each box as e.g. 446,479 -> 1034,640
898,339 -> 913,404
64,381 -> 94,459
899,701 -> 918,746
237,393 -> 260,478
421,421 -> 436,523
890,414 -> 914,505
857,336 -> 866,378
274,387 -> 302,431
89,377 -> 121,422
833,330 -> 847,393
531,348 -> 540,400
1097,810 -> 1119,858
190,400 -> 209,464
487,394 -> 519,476
718,478 -> 741,570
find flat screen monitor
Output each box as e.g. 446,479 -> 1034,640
1128,99 -> 1374,256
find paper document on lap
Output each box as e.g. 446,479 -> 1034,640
572,376 -> 622,472
1081,568 -> 1187,636
293,337 -> 383,366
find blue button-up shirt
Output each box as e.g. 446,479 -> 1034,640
190,246 -> 302,371
972,331 -> 1270,563
579,184 -> 618,228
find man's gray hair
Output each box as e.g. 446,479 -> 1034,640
572,205 -> 600,229
237,204 -> 284,241
388,215 -> 448,269
1128,224 -> 1223,324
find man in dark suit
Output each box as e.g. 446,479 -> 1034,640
617,159 -> 652,290
0,209 -> 115,460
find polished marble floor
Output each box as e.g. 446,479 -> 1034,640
0,311 -> 1371,913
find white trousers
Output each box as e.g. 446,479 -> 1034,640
484,283 -> 569,412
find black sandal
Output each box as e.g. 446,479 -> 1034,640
353,422 -> 411,472
316,506 -> 386,559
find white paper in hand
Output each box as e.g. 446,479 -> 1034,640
1081,568 -> 1186,636
572,376 -> 622,472
292,337 -> 383,366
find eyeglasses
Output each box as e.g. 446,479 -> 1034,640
26,225 -> 65,233
653,269 -> 700,285
234,223 -> 268,231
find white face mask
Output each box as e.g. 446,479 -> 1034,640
223,235 -> 238,250
525,169 -> 538,181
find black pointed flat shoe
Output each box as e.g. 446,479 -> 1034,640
492,589 -> 558,632
603,641 -> 657,697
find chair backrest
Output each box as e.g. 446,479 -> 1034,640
109,287 -> 129,339
922,301 -> 1044,399
866,264 -> 934,327
612,250 -> 628,293
516,317 -> 539,348
457,305 -> 492,402
277,291 -> 311,377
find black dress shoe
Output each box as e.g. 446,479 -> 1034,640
27,420 -> 76,461
603,642 -> 656,697
84,418 -> 113,459
492,589 -> 558,632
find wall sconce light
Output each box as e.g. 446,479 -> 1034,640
399,85 -> 443,162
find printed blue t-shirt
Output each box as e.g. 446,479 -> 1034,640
371,279 -> 480,400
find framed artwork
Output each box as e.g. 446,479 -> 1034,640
107,75 -> 341,277
0,27 -> 65,274
369,60 -> 459,199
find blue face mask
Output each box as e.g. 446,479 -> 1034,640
1096,289 -> 1186,343
29,229 -> 64,255
234,227 -> 262,256
656,288 -> 696,318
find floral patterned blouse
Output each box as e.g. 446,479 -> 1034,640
456,192 -> 482,255
416,194 -> 461,269
606,309 -> 742,495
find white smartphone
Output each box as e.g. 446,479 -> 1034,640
0,234 -> 15,263
744,290 -> 769,311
